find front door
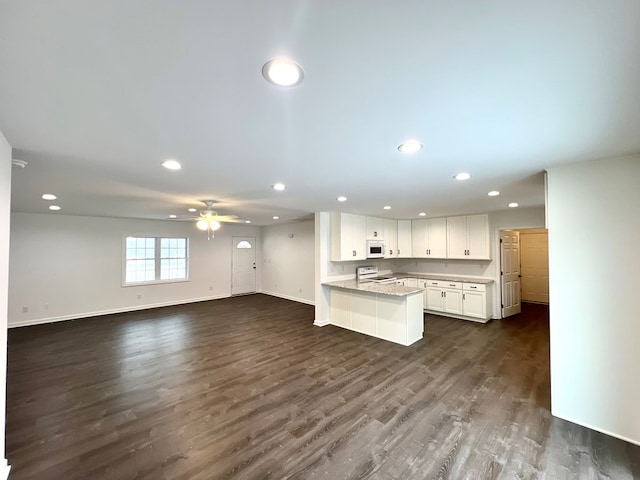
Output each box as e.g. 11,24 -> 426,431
500,230 -> 521,317
231,236 -> 256,295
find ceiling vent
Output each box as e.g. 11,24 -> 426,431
11,159 -> 28,168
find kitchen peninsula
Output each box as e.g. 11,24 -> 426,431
322,279 -> 424,346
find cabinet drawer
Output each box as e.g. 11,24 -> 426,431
463,283 -> 486,292
443,281 -> 462,290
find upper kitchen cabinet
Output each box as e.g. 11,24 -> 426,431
411,218 -> 447,258
397,220 -> 412,258
384,219 -> 398,258
331,212 -> 367,261
446,214 -> 490,260
366,216 -> 384,240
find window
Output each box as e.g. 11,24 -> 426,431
124,236 -> 188,285
236,240 -> 252,249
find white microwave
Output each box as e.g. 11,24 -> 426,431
367,240 -> 385,258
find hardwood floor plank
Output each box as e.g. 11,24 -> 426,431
5,295 -> 639,479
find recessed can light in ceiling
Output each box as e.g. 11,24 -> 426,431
245,220 -> 252,224
508,202 -> 519,208
383,206 -> 391,210
188,208 -> 197,212
453,172 -> 471,181
169,214 -> 177,219
42,193 -> 57,200
272,183 -> 286,191
49,205 -> 61,211
488,191 -> 500,196
273,216 -> 280,220
337,196 -> 347,202
398,141 -> 423,153
262,58 -> 304,87
161,159 -> 181,170
419,212 -> 426,216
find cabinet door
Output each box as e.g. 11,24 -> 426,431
397,220 -> 412,258
384,219 -> 398,258
446,216 -> 467,259
406,278 -> 418,287
462,290 -> 486,319
466,214 -> 490,259
427,218 -> 447,257
411,219 -> 428,258
366,216 -> 384,240
426,287 -> 444,311
443,288 -> 463,314
351,214 -> 367,260
420,280 -> 429,310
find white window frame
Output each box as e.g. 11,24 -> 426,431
122,236 -> 190,286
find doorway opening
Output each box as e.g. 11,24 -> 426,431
500,228 -> 548,318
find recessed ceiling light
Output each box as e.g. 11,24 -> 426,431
488,191 -> 500,196
42,193 -> 57,200
188,208 -> 197,213
508,202 -> 519,208
419,212 -> 426,216
169,214 -> 177,219
383,206 -> 391,210
49,205 -> 61,211
161,159 -> 181,170
337,196 -> 347,202
262,58 -> 304,87
453,172 -> 471,181
245,220 -> 252,224
272,183 -> 286,191
398,141 -> 423,153
273,216 -> 280,220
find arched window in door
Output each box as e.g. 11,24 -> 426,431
236,240 -> 252,249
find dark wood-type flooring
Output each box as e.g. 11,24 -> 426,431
6,295 -> 640,479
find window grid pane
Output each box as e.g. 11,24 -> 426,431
125,237 -> 188,284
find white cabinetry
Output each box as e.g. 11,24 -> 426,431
397,220 -> 412,258
412,218 -> 447,258
462,283 -> 487,319
424,280 -> 463,315
331,213 -> 367,261
446,214 -> 490,259
366,216 -> 384,240
384,219 -> 398,258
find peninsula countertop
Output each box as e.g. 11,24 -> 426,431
322,279 -> 424,297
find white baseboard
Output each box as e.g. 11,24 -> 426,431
313,319 -> 330,327
259,290 -> 315,306
0,460 -> 10,480
8,295 -> 229,328
552,412 -> 640,446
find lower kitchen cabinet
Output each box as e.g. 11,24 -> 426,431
462,283 -> 487,319
423,279 -> 490,322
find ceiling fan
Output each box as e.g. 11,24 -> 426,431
178,200 -> 242,239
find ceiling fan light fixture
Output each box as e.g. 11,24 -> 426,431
210,220 -> 221,230
196,219 -> 209,231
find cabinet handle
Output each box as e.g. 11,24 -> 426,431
449,284 -> 456,287
352,250 -> 356,257
470,286 -> 477,289
374,231 -> 378,237
463,293 -> 466,300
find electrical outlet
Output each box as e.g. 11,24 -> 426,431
137,293 -> 142,299
22,306 -> 28,313
44,304 -> 49,310
299,288 -> 302,293
209,286 -> 213,291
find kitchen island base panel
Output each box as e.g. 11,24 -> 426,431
326,287 -> 423,346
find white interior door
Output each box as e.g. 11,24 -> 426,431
500,230 -> 521,317
231,236 -> 256,295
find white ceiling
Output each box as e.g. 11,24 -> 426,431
1,1 -> 639,225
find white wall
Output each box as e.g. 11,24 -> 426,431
547,154 -> 640,445
8,213 -> 262,326
0,129 -> 12,477
261,220 -> 314,304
